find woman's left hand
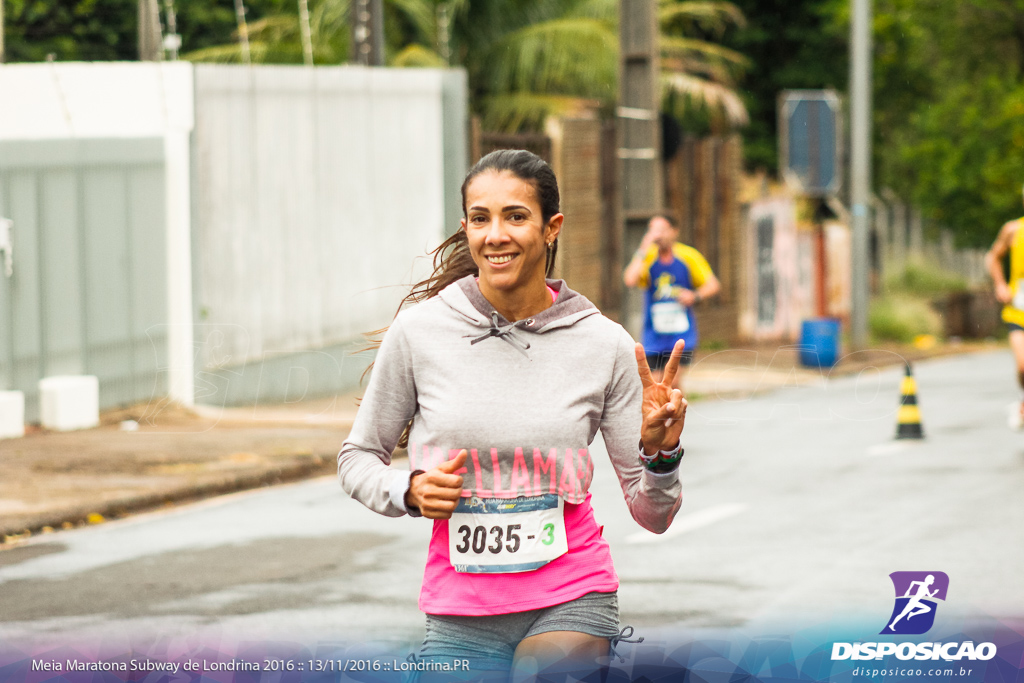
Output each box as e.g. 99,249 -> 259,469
635,339 -> 687,455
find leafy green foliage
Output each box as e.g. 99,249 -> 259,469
869,294 -> 942,342
849,0 -> 1024,247
2,0 -> 294,62
3,0 -> 138,61
180,0 -> 747,133
884,263 -> 967,297
871,263 -> 967,342
721,0 -> 847,171
4,0 -> 750,137
725,0 -> 1024,247
183,0 -> 348,64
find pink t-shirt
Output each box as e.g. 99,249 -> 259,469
417,282 -> 618,615
419,493 -> 619,615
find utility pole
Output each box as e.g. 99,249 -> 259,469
618,0 -> 662,335
850,0 -> 872,348
350,0 -> 384,66
138,0 -> 163,61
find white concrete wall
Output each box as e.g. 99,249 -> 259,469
0,63 -> 454,406
192,65 -> 446,368
0,63 -> 195,406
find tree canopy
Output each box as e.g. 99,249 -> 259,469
178,0 -> 749,134
721,0 -> 846,172
726,0 -> 1024,247
2,0 -> 292,62
867,0 -> 1024,247
4,0 -> 1021,245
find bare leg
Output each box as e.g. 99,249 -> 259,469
510,631 -> 609,683
1010,330 -> 1024,420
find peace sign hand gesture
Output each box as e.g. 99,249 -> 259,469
635,339 -> 687,456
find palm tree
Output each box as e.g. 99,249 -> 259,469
658,1 -> 750,131
182,0 -> 349,64
184,0 -> 749,133
393,0 -> 749,132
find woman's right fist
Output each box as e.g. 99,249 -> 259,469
405,449 -> 468,519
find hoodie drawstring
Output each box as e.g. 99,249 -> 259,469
466,311 -> 532,358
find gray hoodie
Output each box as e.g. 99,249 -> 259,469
337,275 -> 682,533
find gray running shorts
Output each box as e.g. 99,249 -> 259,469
415,591 -> 620,673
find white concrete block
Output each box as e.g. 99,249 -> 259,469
39,375 -> 99,431
0,391 -> 26,439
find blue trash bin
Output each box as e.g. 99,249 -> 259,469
799,318 -> 841,367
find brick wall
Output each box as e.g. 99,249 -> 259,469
546,117 -> 605,308
665,135 -> 743,344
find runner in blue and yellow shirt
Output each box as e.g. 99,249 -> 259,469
624,215 -> 721,390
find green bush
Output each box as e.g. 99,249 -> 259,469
884,263 -> 967,297
869,294 -> 943,343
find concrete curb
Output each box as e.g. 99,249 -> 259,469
1,455 -> 336,540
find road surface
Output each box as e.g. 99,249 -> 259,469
2,349 -> 1022,654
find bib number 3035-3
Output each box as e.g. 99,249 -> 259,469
448,494 -> 568,573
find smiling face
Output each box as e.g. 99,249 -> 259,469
462,170 -> 563,301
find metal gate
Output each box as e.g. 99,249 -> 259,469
0,138 -> 168,422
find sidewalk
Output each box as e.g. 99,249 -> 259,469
684,340 -> 985,398
0,339 -> 998,543
0,391 -> 366,540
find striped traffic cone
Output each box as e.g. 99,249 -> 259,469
896,363 -> 924,439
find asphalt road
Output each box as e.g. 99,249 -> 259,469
2,349 -> 1022,653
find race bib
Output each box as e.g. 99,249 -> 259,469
651,301 -> 690,334
1013,279 -> 1024,310
448,494 -> 568,574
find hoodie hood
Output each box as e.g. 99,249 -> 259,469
440,274 -> 600,331
436,275 -> 601,359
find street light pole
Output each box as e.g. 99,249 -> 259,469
850,0 -> 872,348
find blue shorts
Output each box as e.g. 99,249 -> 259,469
1009,323 -> 1024,334
646,350 -> 695,371
416,591 -> 620,673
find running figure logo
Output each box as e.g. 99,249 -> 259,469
881,571 -> 949,635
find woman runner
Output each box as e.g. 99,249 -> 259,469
338,149 -> 686,681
